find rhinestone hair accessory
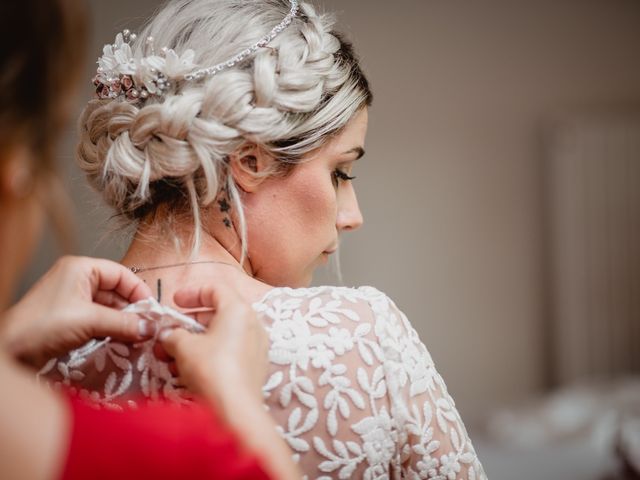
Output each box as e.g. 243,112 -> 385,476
93,0 -> 299,102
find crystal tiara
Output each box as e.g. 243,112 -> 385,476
93,0 -> 299,102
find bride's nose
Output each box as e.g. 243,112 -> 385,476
336,185 -> 363,232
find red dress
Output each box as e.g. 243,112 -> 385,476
60,394 -> 271,480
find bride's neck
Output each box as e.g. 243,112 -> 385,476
119,219 -> 270,306
122,229 -> 238,272
121,212 -> 249,273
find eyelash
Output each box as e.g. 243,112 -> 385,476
332,168 -> 356,185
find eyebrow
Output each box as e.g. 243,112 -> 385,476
342,146 -> 365,160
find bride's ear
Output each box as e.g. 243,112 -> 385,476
227,143 -> 273,193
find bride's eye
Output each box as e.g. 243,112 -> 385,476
332,168 -> 356,187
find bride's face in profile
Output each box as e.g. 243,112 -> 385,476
242,108 -> 368,287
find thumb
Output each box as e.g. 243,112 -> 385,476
88,305 -> 157,342
158,328 -> 193,360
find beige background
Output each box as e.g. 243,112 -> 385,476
23,0 -> 640,429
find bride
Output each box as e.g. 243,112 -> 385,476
44,0 -> 487,478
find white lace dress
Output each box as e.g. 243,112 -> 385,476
40,286 -> 487,480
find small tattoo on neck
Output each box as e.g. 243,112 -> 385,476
218,198 -> 230,213
156,278 -> 162,303
223,217 -> 231,228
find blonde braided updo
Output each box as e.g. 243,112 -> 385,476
77,0 -> 372,254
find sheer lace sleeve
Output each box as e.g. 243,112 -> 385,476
365,288 -> 486,480
255,286 -> 487,480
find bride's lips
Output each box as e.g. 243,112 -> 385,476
323,243 -> 338,255
320,247 -> 337,263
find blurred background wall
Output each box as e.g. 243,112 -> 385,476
22,0 -> 640,462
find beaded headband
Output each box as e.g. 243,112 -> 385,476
93,0 -> 299,102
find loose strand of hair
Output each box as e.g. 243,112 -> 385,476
331,246 -> 344,285
226,175 -> 248,266
185,176 -> 202,259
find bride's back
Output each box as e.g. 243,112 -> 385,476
41,283 -> 486,479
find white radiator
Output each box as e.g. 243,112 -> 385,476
547,115 -> 640,385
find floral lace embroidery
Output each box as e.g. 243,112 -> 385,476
40,286 -> 487,479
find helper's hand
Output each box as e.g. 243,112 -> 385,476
1,256 -> 154,367
160,281 -> 300,480
159,281 -> 268,404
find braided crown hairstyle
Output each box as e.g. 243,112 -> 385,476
77,0 -> 372,256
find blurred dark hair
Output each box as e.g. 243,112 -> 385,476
0,0 -> 87,168
0,0 -> 87,250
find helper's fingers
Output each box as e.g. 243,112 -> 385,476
158,328 -> 193,359
82,258 -> 153,303
182,309 -> 214,328
88,304 -> 156,342
173,281 -> 241,311
93,290 -> 129,310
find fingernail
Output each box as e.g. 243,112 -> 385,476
138,319 -> 156,338
159,329 -> 173,342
